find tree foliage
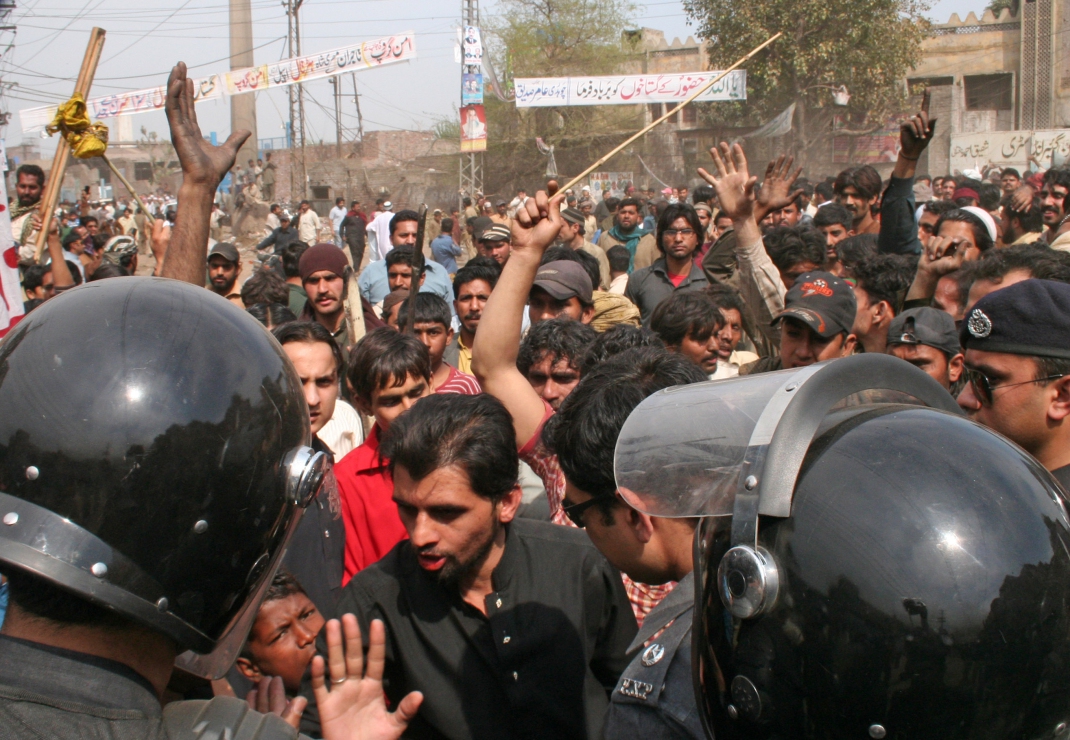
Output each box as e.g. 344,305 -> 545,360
684,0 -> 931,163
481,0 -> 641,193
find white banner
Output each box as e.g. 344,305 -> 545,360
225,32 -> 416,94
20,75 -> 222,135
514,70 -> 746,108
950,129 -> 1070,172
0,163 -> 24,338
19,33 -> 416,133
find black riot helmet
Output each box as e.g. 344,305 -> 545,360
616,354 -> 1070,740
0,278 -> 332,678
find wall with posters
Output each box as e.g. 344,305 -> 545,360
588,172 -> 634,199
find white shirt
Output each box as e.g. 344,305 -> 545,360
329,205 -> 347,234
708,350 -> 760,380
297,209 -> 321,244
317,399 -> 365,460
608,273 -> 629,295
367,210 -> 396,261
265,212 -> 280,231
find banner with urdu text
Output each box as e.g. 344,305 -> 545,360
513,71 -> 746,108
18,32 -> 416,134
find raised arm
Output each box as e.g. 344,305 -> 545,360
163,62 -> 249,285
700,143 -> 786,346
471,191 -> 564,446
880,109 -> 935,255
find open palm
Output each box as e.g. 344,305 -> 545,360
698,142 -> 758,221
312,615 -> 423,740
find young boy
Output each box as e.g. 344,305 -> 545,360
336,327 -> 432,581
398,292 -> 481,395
235,569 -> 324,694
648,291 -> 725,377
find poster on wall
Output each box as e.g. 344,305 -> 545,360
461,104 -> 487,152
588,172 -> 634,199
514,71 -> 746,107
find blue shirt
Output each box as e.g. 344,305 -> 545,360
358,259 -> 456,314
431,234 -> 462,274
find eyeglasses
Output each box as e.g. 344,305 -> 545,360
964,367 -> 1067,406
562,495 -> 613,528
662,228 -> 696,238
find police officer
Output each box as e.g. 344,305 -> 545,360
616,353 -> 1070,739
957,278 -> 1070,488
545,346 -> 709,737
0,277 -> 419,739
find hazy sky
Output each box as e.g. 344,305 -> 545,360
5,0 -> 990,156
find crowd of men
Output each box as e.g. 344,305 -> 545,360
5,61 -> 1070,740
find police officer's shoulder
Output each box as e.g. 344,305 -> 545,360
163,695 -> 309,739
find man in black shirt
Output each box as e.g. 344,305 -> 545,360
338,393 -> 637,739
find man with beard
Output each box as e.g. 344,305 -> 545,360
206,241 -> 243,307
598,197 -> 657,272
834,165 -> 882,235
1039,167 -> 1070,251
335,392 -> 636,740
300,242 -> 351,349
13,164 -> 44,259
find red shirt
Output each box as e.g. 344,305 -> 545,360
667,270 -> 689,287
435,365 -> 482,395
335,424 -> 409,583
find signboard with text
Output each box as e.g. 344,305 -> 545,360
588,172 -> 634,199
514,71 -> 746,108
950,129 -> 1070,172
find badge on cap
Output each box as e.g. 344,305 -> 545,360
967,309 -> 992,339
641,643 -> 665,666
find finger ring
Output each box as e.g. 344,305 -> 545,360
331,676 -> 348,685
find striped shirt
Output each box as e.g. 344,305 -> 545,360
435,365 -> 482,395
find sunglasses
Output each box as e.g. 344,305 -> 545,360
964,367 -> 1067,406
562,495 -> 613,528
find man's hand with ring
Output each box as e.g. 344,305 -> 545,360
311,614 -> 423,740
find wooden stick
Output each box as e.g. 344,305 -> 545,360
102,154 -> 155,226
555,32 -> 783,196
34,27 -> 106,261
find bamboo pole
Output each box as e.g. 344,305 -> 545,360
554,32 -> 783,196
34,27 -> 106,261
102,155 -> 155,226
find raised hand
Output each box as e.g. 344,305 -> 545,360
697,142 -> 759,222
165,62 -> 249,190
754,154 -> 804,222
899,111 -> 936,161
510,190 -> 565,257
246,676 -> 307,730
311,615 -> 423,740
1010,184 -> 1036,214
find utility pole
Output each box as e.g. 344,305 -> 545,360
330,76 -> 342,158
459,0 -> 482,209
285,0 -> 306,202
351,72 -> 364,144
229,0 -> 258,171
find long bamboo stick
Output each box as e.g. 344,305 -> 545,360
555,32 -> 783,196
34,27 -> 107,261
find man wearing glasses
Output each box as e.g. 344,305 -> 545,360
625,202 -> 709,325
957,279 -> 1070,489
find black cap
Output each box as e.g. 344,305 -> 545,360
960,278 -> 1070,360
469,216 -> 494,240
774,271 -> 857,339
533,261 -> 593,304
887,307 -> 961,357
208,242 -> 240,263
480,224 -> 511,242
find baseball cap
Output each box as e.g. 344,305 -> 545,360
561,207 -> 585,226
479,224 -> 511,242
960,278 -> 1070,360
774,271 -> 857,339
887,307 -> 961,357
208,242 -> 240,263
532,261 -> 593,305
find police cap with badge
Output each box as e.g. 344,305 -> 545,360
614,346 -> 1070,739
960,278 -> 1070,360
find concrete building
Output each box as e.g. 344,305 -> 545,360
909,0 -> 1069,175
